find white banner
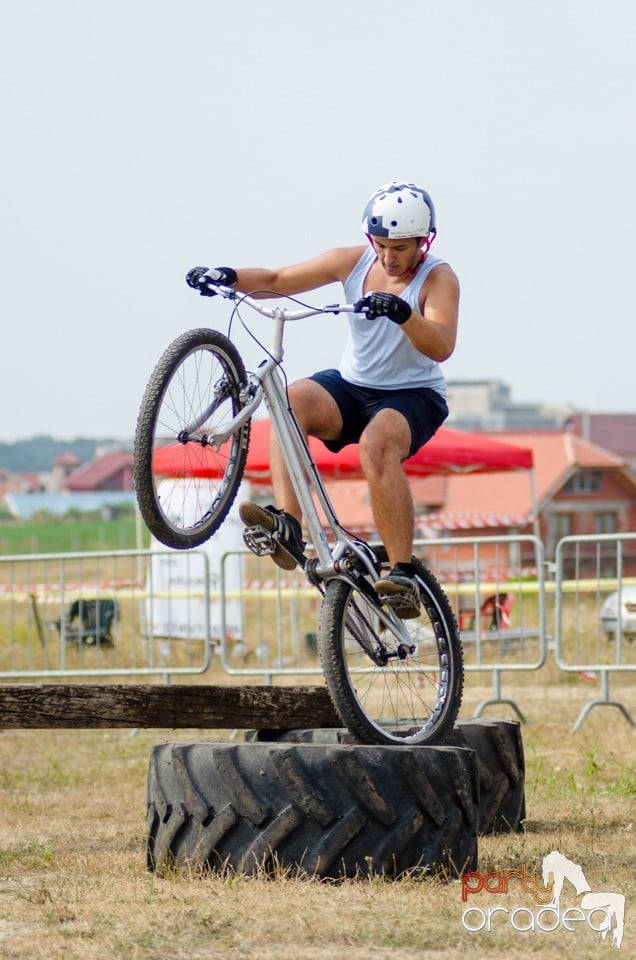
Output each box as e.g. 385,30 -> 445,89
146,481 -> 248,641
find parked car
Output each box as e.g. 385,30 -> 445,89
600,587 -> 636,641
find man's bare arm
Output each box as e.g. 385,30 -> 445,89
232,246 -> 364,299
399,264 -> 460,362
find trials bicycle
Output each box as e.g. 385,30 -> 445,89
133,277 -> 464,746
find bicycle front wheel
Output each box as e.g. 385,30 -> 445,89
318,556 -> 463,745
134,328 -> 250,549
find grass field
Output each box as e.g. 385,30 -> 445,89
0,678 -> 633,960
0,515 -> 142,556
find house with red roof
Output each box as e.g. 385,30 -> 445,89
325,430 -> 636,577
63,450 -> 133,492
564,412 -> 636,473
51,452 -> 82,492
0,466 -> 42,502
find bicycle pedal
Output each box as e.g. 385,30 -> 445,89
242,524 -> 276,558
381,591 -> 421,620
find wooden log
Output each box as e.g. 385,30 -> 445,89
0,684 -> 341,730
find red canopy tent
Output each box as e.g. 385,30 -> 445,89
152,419 -> 533,483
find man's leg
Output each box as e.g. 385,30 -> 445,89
358,408 -> 414,565
359,409 -> 422,619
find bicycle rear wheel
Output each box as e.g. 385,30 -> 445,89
318,556 -> 463,745
134,328 -> 250,549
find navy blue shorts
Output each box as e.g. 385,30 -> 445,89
308,369 -> 448,457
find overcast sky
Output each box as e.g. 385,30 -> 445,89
2,0 -> 635,442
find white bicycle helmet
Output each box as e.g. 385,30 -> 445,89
362,181 -> 436,240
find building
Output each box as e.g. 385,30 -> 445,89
565,412 -> 636,475
445,379 -> 572,431
0,466 -> 41,503
325,430 -> 636,578
63,450 -> 133,492
51,452 -> 82,491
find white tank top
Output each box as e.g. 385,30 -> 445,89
340,246 -> 447,396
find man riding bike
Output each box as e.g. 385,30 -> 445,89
187,180 -> 459,618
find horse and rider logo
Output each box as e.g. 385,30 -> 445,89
461,850 -> 625,948
542,851 -> 625,949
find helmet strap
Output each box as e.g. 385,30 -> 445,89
408,233 -> 437,276
419,230 -> 437,255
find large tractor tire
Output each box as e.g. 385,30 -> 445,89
448,718 -> 525,834
147,741 -> 478,879
247,717 -> 526,835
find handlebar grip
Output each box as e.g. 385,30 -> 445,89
203,267 -> 225,283
186,266 -> 211,290
186,266 -> 238,295
186,266 -> 238,297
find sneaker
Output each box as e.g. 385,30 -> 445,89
375,566 -> 421,620
239,502 -> 306,571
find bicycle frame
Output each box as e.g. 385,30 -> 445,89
213,323 -> 376,572
205,290 -> 414,639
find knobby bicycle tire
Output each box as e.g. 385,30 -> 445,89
134,328 -> 250,549
319,555 -> 463,746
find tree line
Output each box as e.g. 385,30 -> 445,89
0,436 -> 126,473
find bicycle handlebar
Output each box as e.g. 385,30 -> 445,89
198,279 -> 365,321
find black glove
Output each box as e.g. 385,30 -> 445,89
185,266 -> 238,296
354,291 -> 412,325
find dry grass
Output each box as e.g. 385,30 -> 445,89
0,679 -> 634,959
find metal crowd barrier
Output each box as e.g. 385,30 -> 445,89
2,534 -> 634,734
0,549 -> 213,679
219,535 -> 547,721
555,533 -> 636,730
425,534 -> 547,721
